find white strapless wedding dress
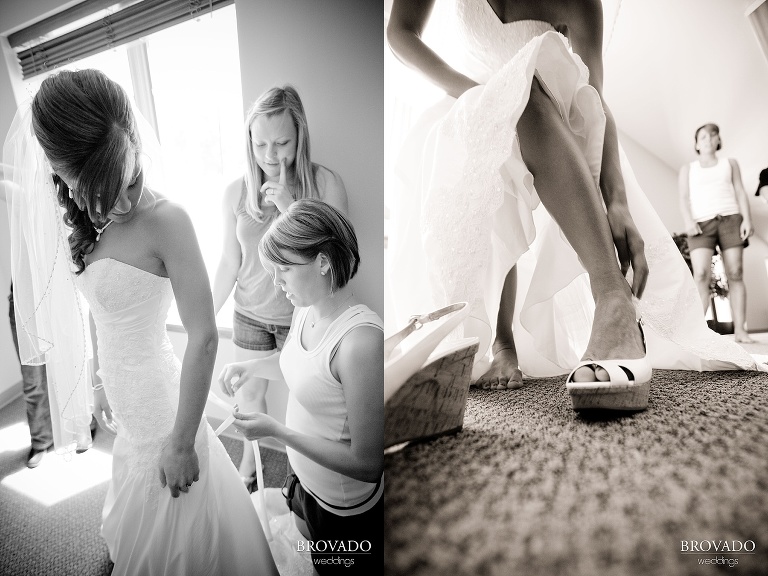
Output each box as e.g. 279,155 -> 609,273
387,0 -> 763,376
77,258 -> 274,576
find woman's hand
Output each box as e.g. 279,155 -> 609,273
740,218 -> 754,241
685,222 -> 703,237
93,388 -> 117,434
606,203 -> 648,299
218,360 -> 258,397
159,442 -> 200,498
232,409 -> 279,441
261,159 -> 293,213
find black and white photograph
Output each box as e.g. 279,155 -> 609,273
0,1 -> 383,575
383,0 -> 768,574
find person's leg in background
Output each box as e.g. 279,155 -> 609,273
722,245 -> 754,343
688,247 -> 716,314
8,284 -> 53,468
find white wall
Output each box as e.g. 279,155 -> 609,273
618,131 -> 683,233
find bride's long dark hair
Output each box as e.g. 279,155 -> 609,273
31,69 -> 142,273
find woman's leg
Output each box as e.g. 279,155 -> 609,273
233,345 -> 271,480
689,247 -> 715,313
474,265 -> 523,389
516,76 -> 644,381
721,246 -> 755,343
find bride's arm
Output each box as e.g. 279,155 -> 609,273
566,0 -> 648,298
153,200 -> 218,498
387,0 -> 478,98
89,312 -> 116,434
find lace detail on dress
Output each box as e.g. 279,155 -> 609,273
454,0 -> 555,78
636,240 -> 699,340
420,21 -> 598,319
76,258 -> 215,507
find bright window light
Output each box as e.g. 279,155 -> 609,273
22,5 -> 245,330
2,448 -> 113,506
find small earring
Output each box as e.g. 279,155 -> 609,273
321,271 -> 327,276
68,189 -> 73,199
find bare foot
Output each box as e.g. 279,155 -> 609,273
473,347 -> 524,390
570,289 -> 646,382
734,333 -> 757,344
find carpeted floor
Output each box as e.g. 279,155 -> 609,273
0,395 -> 287,576
384,368 -> 768,576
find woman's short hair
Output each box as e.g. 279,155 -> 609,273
694,123 -> 721,154
244,85 -> 317,222
259,199 -> 359,292
31,69 -> 141,272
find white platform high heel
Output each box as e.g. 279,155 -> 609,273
565,320 -> 651,411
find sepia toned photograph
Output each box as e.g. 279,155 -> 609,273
383,0 -> 768,574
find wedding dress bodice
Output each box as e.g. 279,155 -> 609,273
77,258 -> 181,458
454,0 -> 556,81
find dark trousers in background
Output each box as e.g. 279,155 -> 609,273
284,471 -> 383,575
8,284 -> 53,450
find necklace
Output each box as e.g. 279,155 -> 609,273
310,293 -> 354,328
94,186 -> 145,242
94,220 -> 114,241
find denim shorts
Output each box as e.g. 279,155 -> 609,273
232,310 -> 290,351
687,213 -> 746,252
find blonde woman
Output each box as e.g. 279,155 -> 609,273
213,85 -> 348,488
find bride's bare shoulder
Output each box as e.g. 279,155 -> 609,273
139,191 -> 195,236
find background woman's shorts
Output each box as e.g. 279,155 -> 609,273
232,310 -> 290,351
687,213 -> 746,251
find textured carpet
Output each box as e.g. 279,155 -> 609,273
0,395 -> 287,576
384,369 -> 768,576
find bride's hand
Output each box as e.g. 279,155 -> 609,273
93,388 -> 117,434
159,442 -> 200,498
606,203 -> 648,299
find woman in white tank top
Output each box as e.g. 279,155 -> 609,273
678,123 -> 755,343
218,199 -> 383,574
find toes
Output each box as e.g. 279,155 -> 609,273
570,365 -> 596,382
594,366 -> 610,382
507,376 -> 524,389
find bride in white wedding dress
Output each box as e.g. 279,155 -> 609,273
387,0 -> 763,407
5,69 -> 278,576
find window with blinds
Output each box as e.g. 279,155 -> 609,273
10,0 -> 233,80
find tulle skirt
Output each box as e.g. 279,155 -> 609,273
102,421 -> 273,576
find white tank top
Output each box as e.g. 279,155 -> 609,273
688,158 -> 739,222
280,304 -> 383,515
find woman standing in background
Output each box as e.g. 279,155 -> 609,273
213,85 -> 348,489
679,123 -> 755,343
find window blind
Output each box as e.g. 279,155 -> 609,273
13,0 -> 234,80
